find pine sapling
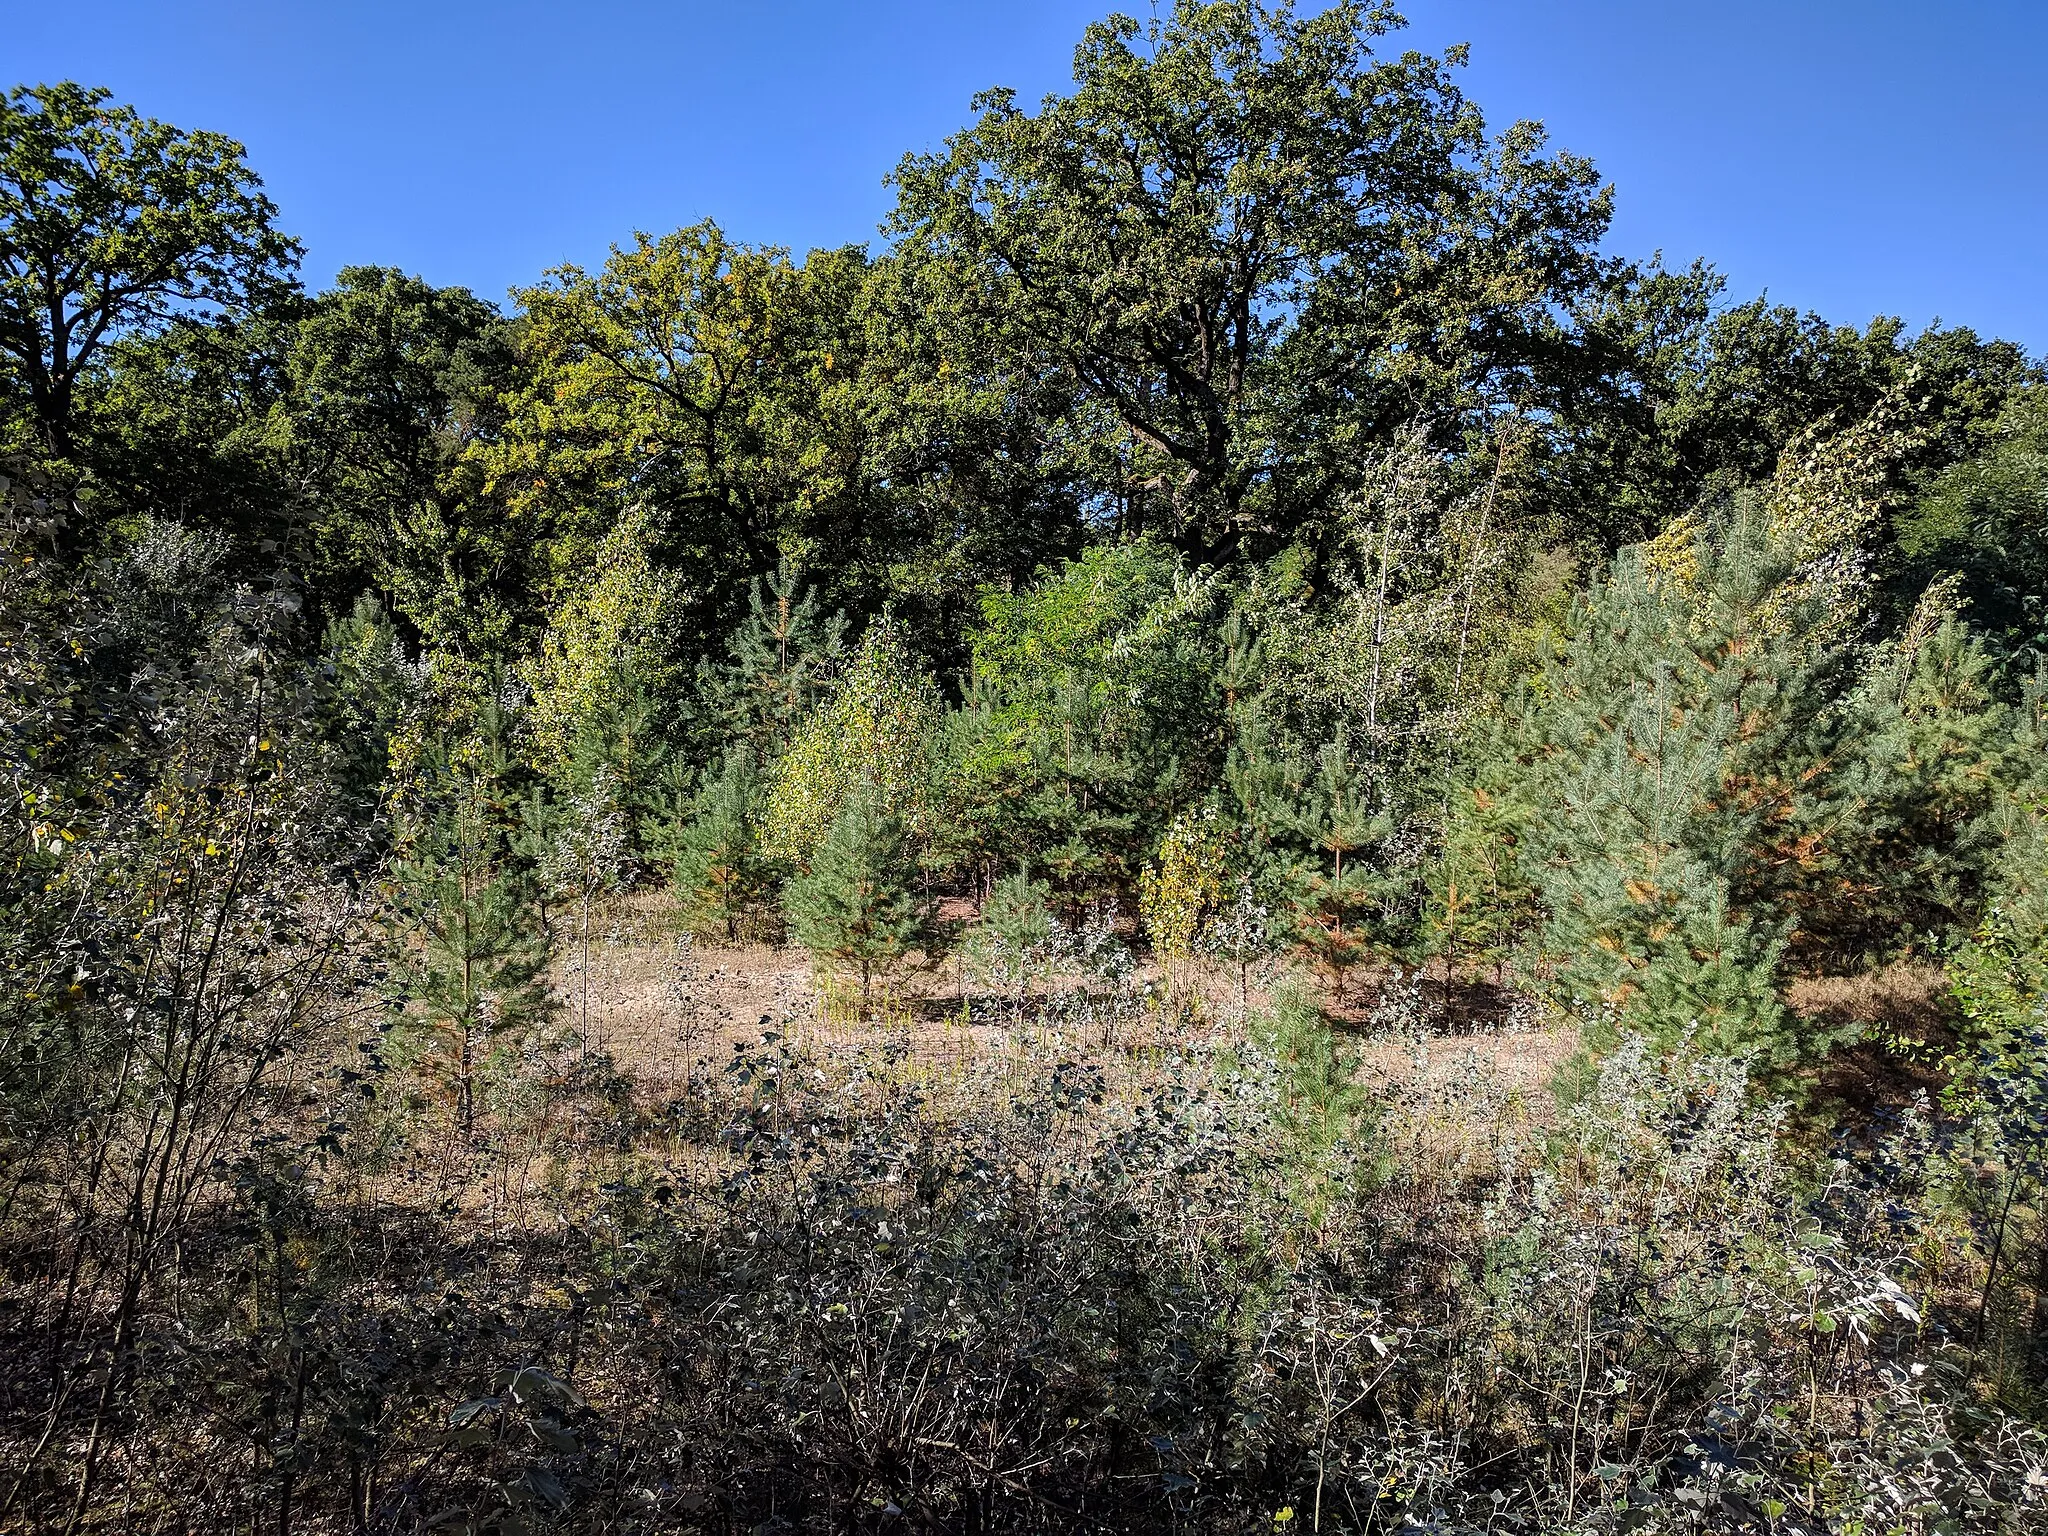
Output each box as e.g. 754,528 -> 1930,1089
784,792 -> 937,1016
670,746 -> 773,941
392,775 -> 556,1140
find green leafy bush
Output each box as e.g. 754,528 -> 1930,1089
760,617 -> 942,866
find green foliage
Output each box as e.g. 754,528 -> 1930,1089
921,685 -> 1037,902
971,540 -> 1193,707
760,616 -> 941,866
14,41 -> 2048,1536
1425,735 -> 1540,980
1900,385 -> 2048,660
1139,801 -> 1245,1022
277,266 -> 524,643
491,222 -> 875,642
974,541 -> 1221,769
1827,613 -> 2017,957
942,540 -> 1221,906
1506,507 -> 1841,1063
519,503 -> 683,773
980,866 -> 1053,954
846,241 -> 1091,608
0,81 -> 298,473
966,867 -> 1055,1018
1233,431 -> 1511,776
1949,858 -> 2048,1082
1139,804 -> 1229,976
557,651 -> 677,866
1566,288 -> 2038,549
696,557 -> 847,759
783,791 -> 938,1010
890,0 -> 1614,560
390,748 -> 556,1139
1252,977 -> 1369,1158
69,315 -> 295,555
1278,736 -> 1406,1000
1497,458 -> 2021,1067
670,746 -> 776,942
1947,680 -> 2048,1080
318,592 -> 414,806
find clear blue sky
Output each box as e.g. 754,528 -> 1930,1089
9,2 -> 2045,350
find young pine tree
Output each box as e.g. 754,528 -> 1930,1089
1282,737 -> 1399,1005
1426,724 -> 1540,986
969,867 -> 1055,1022
1510,506 -> 1850,1065
1945,667 -> 2048,1084
1024,675 -> 1145,917
671,746 -> 775,942
391,769 -> 555,1140
925,684 -> 1034,907
320,592 -> 415,809
561,655 -> 674,854
698,558 -> 848,758
1822,615 -> 2017,961
784,793 -> 937,1014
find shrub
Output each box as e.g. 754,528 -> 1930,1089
760,617 -> 941,866
1138,803 -> 1227,996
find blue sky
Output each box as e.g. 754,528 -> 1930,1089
10,2 -> 2045,350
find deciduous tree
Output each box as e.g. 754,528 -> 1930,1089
0,82 -> 297,477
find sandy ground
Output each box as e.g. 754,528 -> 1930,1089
549,893 -> 1583,1119
540,894 -> 1950,1142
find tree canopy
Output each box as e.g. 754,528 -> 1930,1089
890,0 -> 1614,562
0,82 -> 296,473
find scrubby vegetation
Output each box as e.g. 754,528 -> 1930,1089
3,5 -> 2047,1531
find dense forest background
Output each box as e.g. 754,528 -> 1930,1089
3,3 -> 2047,1532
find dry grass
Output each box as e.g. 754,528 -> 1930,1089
1352,1018 -> 1577,1101
1791,960 -> 1955,1117
524,895 -> 1964,1172
546,894 -> 1581,1144
1788,960 -> 1953,1035
388,918 -> 1959,1260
